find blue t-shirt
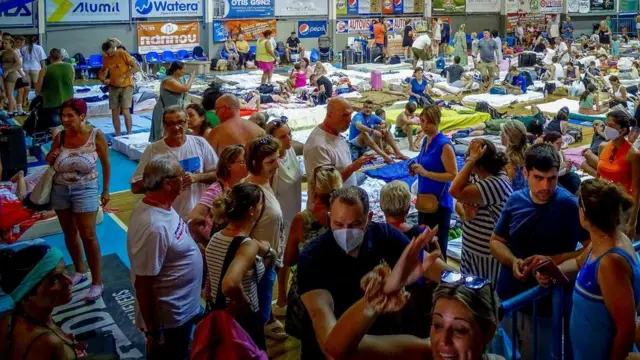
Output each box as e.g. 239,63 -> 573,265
562,23 -> 575,39
511,74 -> 527,93
612,40 -> 620,57
297,223 -> 410,359
494,187 -> 588,315
349,112 -> 384,141
409,78 -> 429,103
417,132 -> 454,210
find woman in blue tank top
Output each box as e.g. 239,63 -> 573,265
536,178 -> 640,359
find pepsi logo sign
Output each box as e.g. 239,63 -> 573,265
348,0 -> 357,6
395,0 -> 402,5
299,24 -> 309,35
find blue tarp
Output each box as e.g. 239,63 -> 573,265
364,156 -> 467,186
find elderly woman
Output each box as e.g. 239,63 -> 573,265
283,165 -> 342,337
149,61 -> 195,142
206,183 -> 275,350
46,98 -> 110,302
188,145 -> 248,245
380,180 -> 422,239
0,245 -> 81,359
319,230 -> 501,360
449,139 -> 513,284
266,117 -> 303,317
410,105 -> 458,260
186,103 -> 213,138
245,136 -> 288,340
536,178 -> 640,359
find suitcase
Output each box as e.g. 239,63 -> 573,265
0,125 -> 27,181
519,52 -> 537,67
370,46 -> 383,63
354,51 -> 364,64
342,48 -> 354,69
371,71 -> 382,90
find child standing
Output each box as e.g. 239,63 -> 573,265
611,35 -> 620,58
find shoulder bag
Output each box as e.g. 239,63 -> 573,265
29,131 -> 65,205
415,137 -> 447,214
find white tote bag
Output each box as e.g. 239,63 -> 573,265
29,166 -> 56,205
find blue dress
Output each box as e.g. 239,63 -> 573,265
417,132 -> 453,210
571,248 -> 640,359
511,165 -> 527,191
409,78 -> 429,103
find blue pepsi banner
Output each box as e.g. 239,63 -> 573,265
297,20 -> 327,38
220,0 -> 273,18
0,0 -> 34,12
0,1 -> 33,26
132,0 -> 202,18
393,0 -> 403,13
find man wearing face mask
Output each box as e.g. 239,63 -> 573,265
131,106 -> 219,220
490,143 -> 590,357
205,94 -> 265,156
297,186 -> 454,360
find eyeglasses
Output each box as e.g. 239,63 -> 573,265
163,120 -> 186,128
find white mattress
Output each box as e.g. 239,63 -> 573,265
455,135 -> 503,145
212,71 -> 288,90
112,132 -> 151,160
88,114 -> 153,140
434,81 -> 480,94
264,106 -> 333,131
17,208 -> 104,242
347,62 -> 413,72
462,91 -> 544,107
531,98 -> 581,115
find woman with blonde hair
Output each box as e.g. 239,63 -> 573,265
453,24 -> 468,66
501,120 -> 528,191
380,180 -> 422,239
282,165 -> 343,338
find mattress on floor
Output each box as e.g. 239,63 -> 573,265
112,132 -> 151,160
533,98 -> 581,114
85,93 -> 157,117
211,71 -> 288,89
17,207 -> 104,242
386,108 -> 490,133
347,62 -> 413,72
462,91 -> 544,107
264,106 -> 331,131
434,81 -> 480,94
88,114 -> 153,141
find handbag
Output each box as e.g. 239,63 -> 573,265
29,131 -> 65,206
414,138 -> 447,214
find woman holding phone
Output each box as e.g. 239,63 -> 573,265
535,178 -> 640,359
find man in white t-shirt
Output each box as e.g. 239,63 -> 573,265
127,155 -> 203,359
555,37 -> 570,65
303,97 -> 373,209
547,15 -> 560,39
411,33 -> 432,69
131,106 -> 218,220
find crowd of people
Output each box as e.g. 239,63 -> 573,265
3,19 -> 640,360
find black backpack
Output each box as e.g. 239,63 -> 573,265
475,101 -> 504,119
209,58 -> 219,71
257,84 -> 274,94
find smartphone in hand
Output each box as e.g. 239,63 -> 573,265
534,259 -> 569,286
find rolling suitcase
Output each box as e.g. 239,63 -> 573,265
354,51 -> 364,64
371,71 -> 382,90
0,125 -> 27,181
342,48 -> 354,69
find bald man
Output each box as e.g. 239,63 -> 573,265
205,94 -> 265,155
303,97 -> 374,209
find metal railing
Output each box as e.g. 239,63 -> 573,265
495,240 -> 640,359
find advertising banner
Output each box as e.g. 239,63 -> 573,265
337,0 -> 359,15
358,0 -> 382,14
504,0 -> 518,12
393,0 -> 403,12
506,12 -> 551,32
132,0 -> 202,18
137,21 -> 200,53
577,0 -> 589,12
587,0 -> 614,10
0,2 -> 33,26
276,0 -> 328,16
384,17 -> 422,31
466,0 -> 500,12
219,0 -> 274,18
297,20 -> 327,38
336,19 -> 373,33
213,19 -> 276,41
539,0 -> 562,12
382,0 -> 394,13
46,0 -> 130,23
619,0 -> 637,12
433,0 -> 465,13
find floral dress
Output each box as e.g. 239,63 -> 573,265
453,30 -> 468,66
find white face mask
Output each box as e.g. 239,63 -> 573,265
604,125 -> 621,141
333,228 -> 365,254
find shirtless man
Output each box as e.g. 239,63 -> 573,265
205,94 -> 265,155
395,101 -> 421,151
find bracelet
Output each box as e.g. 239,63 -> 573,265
360,262 -> 410,314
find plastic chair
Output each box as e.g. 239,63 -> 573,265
177,50 -> 192,61
162,51 -> 177,63
130,52 -> 144,64
88,54 -> 103,69
145,52 -> 161,65
506,36 -> 515,47
193,46 -> 207,61
249,45 -> 256,55
220,49 -> 230,60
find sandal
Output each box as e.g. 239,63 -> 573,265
71,273 -> 87,286
272,303 -> 287,317
264,320 -> 289,340
85,284 -> 104,302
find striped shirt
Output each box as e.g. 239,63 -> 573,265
462,172 -> 513,256
205,232 -> 265,312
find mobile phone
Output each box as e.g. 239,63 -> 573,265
408,159 -> 416,167
534,259 -> 569,286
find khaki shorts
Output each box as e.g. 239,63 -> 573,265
412,48 -> 431,61
27,70 -> 39,85
477,61 -> 498,81
108,86 -> 133,110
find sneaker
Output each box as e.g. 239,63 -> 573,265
70,273 -> 87,286
85,284 -> 104,302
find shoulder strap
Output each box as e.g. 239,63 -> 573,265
213,236 -> 252,310
603,248 -> 638,267
55,130 -> 66,150
22,331 -> 53,360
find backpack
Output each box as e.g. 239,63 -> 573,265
210,58 -> 219,71
389,55 -> 401,64
191,311 -> 268,360
475,101 -> 504,119
72,53 -> 87,66
257,84 -> 274,94
227,61 -> 238,71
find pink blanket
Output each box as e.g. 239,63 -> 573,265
564,145 -> 589,167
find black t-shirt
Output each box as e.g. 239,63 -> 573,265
316,76 -> 333,97
297,223 -> 410,359
287,36 -> 301,49
403,25 -> 412,40
446,64 -> 464,83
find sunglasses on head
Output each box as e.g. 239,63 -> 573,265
258,135 -> 275,145
441,271 -> 491,289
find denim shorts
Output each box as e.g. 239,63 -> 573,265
51,182 -> 99,213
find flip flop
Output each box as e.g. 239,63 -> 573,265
272,303 -> 287,317
264,320 -> 289,340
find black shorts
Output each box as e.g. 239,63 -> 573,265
15,77 -> 29,90
259,94 -> 273,104
442,35 -> 450,45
